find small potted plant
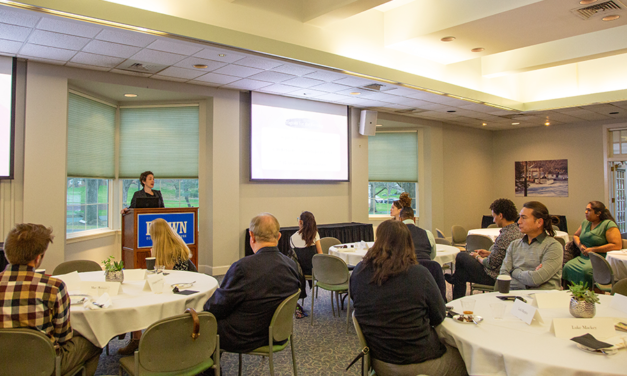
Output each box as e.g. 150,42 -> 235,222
103,256 -> 124,283
569,282 -> 600,318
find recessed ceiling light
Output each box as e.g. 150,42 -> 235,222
376,124 -> 383,127
193,64 -> 208,69
218,54 -> 226,57
350,92 -> 361,95
124,93 -> 137,98
603,15 -> 620,21
441,36 -> 456,42
512,122 -> 520,125
482,123 -> 487,126
610,112 -> 620,115
471,48 -> 485,53
580,0 -> 597,4
545,121 -> 551,126
447,110 -> 456,113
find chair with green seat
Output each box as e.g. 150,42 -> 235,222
611,278 -> 627,295
470,282 -> 495,294
311,254 -> 351,332
118,308 -> 220,376
465,234 -> 493,253
0,328 -> 85,376
351,311 -> 375,376
451,225 -> 467,247
235,289 -> 300,376
319,237 -> 341,254
52,260 -> 102,275
589,252 -> 616,293
435,238 -> 452,246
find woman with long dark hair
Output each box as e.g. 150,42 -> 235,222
350,220 -> 467,376
290,211 -> 322,282
563,201 -> 621,287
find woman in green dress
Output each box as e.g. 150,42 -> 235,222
562,201 -> 622,287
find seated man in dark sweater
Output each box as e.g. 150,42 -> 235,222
400,207 -> 435,260
203,213 -> 300,352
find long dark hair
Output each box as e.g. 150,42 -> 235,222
589,201 -> 616,223
298,211 -> 318,246
523,201 -> 557,237
363,220 -> 417,285
392,192 -> 412,210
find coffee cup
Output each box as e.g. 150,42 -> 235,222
145,257 -> 156,271
497,275 -> 512,294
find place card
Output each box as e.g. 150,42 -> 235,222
80,281 -> 121,297
512,298 -> 544,325
143,274 -> 165,294
550,318 -> 616,340
610,293 -> 627,315
54,271 -> 82,292
532,291 -> 572,309
123,269 -> 147,281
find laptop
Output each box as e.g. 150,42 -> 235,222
135,197 -> 160,208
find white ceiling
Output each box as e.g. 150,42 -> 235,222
1,1 -> 627,130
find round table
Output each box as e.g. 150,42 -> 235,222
607,250 -> 627,280
441,291 -> 627,376
329,242 -> 459,266
468,228 -> 570,244
56,270 -> 218,347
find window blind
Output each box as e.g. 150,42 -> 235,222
67,93 -> 116,178
368,132 -> 418,182
119,106 -> 199,179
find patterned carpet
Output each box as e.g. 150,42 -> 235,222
95,271 -> 462,376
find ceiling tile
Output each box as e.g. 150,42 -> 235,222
287,88 -> 328,98
194,47 -> 247,63
0,39 -> 23,54
110,68 -> 152,77
282,76 -> 327,88
561,110 -> 611,121
212,65 -> 264,78
146,39 -> 203,56
363,92 -> 403,103
195,72 -> 241,85
303,70 -> 347,82
224,79 -> 273,90
155,66 -> 206,80
82,40 -> 141,59
233,56 -> 283,70
258,84 -> 301,94
314,93 -> 353,102
129,49 -> 186,65
332,76 -> 374,87
583,103 -> 621,115
36,17 -> 101,38
19,44 -> 76,61
70,52 -> 124,68
0,23 -> 32,42
309,82 -> 352,93
28,30 -> 90,50
188,80 -> 220,87
272,64 -> 318,76
151,75 -> 188,83
612,101 -> 627,110
542,112 -> 585,123
0,8 -> 40,27
247,71 -> 296,83
393,97 -> 431,106
458,103 -> 495,112
65,62 -> 111,72
19,55 -> 66,65
96,29 -> 157,48
173,57 -> 227,71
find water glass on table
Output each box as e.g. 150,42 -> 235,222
461,299 -> 476,316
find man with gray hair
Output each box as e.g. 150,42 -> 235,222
204,213 -> 300,352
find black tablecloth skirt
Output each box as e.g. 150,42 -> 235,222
245,222 -> 374,256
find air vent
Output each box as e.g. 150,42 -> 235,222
571,0 -> 625,20
116,60 -> 169,74
361,83 -> 398,92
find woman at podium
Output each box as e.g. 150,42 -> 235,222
120,171 -> 165,214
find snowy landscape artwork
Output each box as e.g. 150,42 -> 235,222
515,159 -> 568,197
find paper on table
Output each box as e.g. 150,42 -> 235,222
54,271 -> 82,292
551,318 -> 616,340
532,291 -> 571,309
144,274 -> 165,293
80,281 -> 121,297
610,293 -> 627,314
123,269 -> 147,281
512,298 -> 544,325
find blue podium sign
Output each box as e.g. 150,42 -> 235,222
137,212 -> 195,248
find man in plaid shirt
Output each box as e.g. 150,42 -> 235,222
1,223 -> 102,375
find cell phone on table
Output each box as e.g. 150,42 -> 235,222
497,296 -> 527,303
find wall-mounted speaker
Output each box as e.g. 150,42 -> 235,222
359,110 -> 377,136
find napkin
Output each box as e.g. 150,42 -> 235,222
83,292 -> 112,310
570,333 -> 612,350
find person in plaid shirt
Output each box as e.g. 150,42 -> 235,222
1,223 -> 102,375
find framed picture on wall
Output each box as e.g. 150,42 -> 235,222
515,159 -> 568,197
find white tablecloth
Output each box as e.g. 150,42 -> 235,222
57,270 -> 218,347
607,250 -> 627,280
329,243 -> 459,267
441,291 -> 627,376
468,228 -> 570,244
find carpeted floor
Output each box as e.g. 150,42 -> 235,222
96,270 -> 464,376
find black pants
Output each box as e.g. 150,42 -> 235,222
450,252 -> 495,300
294,247 -> 316,289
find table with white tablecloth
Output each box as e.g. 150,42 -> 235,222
607,250 -> 627,280
329,242 -> 460,267
441,291 -> 627,376
55,270 -> 218,347
468,228 -> 570,244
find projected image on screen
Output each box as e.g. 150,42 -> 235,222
251,93 -> 348,181
0,65 -> 11,178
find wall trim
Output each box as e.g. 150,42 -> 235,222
200,264 -> 231,276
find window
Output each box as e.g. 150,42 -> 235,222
67,178 -> 109,233
368,132 -> 418,216
122,179 -> 199,208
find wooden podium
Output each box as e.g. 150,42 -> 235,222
121,207 -> 198,269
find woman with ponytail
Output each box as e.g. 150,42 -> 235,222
563,201 -> 622,287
